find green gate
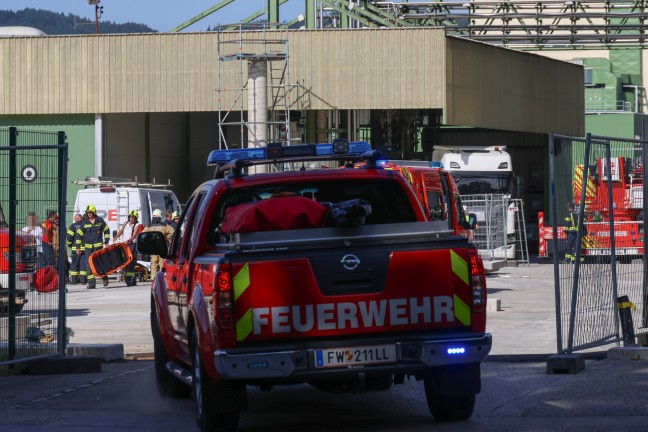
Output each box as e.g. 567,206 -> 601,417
0,127 -> 68,365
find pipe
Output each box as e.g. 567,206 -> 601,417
95,114 -> 103,176
247,60 -> 268,149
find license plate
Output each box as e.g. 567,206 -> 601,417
315,344 -> 397,368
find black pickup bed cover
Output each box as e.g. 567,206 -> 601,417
214,221 -> 464,254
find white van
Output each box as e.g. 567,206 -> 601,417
73,177 -> 181,241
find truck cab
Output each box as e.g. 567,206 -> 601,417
434,146 -> 523,260
381,163 -> 474,238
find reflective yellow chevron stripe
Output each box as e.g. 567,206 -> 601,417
233,263 -> 250,301
236,309 -> 253,342
234,264 -> 252,342
454,294 -> 471,326
450,250 -> 471,326
450,250 -> 469,286
573,165 -> 596,202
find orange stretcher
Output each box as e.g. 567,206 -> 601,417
88,242 -> 133,278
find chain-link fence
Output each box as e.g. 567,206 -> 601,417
0,127 -> 68,365
549,133 -> 648,353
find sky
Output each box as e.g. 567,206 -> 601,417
1,0 -> 305,32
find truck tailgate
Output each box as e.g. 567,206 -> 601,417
226,230 -> 473,345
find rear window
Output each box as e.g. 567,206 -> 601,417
208,178 -> 416,242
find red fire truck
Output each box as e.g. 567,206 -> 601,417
139,141 -> 490,431
576,156 -> 644,258
538,156 -> 644,259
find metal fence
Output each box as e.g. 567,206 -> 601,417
549,133 -> 648,353
462,193 -> 529,264
0,127 -> 68,365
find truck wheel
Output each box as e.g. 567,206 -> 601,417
151,310 -> 191,398
424,380 -> 475,421
191,327 -> 239,432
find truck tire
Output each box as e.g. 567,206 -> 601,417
191,327 -> 239,432
151,310 -> 191,398
424,380 -> 475,422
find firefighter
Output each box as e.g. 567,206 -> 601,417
78,204 -> 110,289
66,213 -> 85,284
142,209 -> 174,281
565,202 -> 580,263
114,210 -> 143,286
168,211 -> 180,230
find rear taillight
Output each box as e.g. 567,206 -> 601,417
468,248 -> 485,312
215,264 -> 234,329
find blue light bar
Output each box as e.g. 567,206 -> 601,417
430,161 -> 444,169
207,141 -> 373,166
447,347 -> 466,355
316,141 -> 372,156
207,148 -> 267,165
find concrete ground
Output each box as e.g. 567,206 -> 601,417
63,263 -> 571,357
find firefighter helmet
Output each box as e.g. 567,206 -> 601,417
172,211 -> 180,219
128,210 -> 139,219
85,204 -> 97,214
152,209 -> 163,218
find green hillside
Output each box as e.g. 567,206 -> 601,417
0,8 -> 156,35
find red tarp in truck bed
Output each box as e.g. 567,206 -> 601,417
220,196 -> 329,234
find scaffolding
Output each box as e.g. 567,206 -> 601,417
313,0 -> 648,49
216,23 -> 295,150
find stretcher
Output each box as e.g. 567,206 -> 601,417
88,242 -> 133,278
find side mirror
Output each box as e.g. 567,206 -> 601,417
112,229 -> 117,239
462,213 -> 478,230
510,176 -> 524,199
137,231 -> 170,258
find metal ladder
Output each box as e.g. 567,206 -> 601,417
116,190 -> 129,233
512,198 -> 530,265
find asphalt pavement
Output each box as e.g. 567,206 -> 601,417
2,263 -> 648,431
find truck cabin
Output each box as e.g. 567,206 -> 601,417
438,148 -> 513,195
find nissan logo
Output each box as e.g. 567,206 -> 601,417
341,254 -> 360,271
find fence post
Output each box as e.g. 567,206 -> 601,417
8,127 -> 17,361
549,133 -> 563,354
617,295 -> 637,347
57,131 -> 68,356
643,141 -> 648,328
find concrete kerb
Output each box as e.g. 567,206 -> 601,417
67,343 -> 124,362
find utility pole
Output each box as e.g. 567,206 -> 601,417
88,0 -> 103,34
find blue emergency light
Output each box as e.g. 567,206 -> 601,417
430,161 -> 444,169
207,141 -> 373,166
207,148 -> 267,165
447,347 -> 466,355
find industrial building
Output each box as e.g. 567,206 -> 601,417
0,26 -> 583,215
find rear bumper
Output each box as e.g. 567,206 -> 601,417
214,334 -> 492,381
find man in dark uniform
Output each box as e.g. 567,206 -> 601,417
77,204 -> 110,289
66,213 -> 84,284
565,202 -> 579,263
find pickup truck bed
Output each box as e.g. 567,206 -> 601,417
140,141 -> 491,432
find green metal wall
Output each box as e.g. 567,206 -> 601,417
585,113 -> 641,139
0,115 -> 95,219
610,50 -> 642,109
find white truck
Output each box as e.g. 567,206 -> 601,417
72,177 -> 182,241
433,146 -> 524,260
